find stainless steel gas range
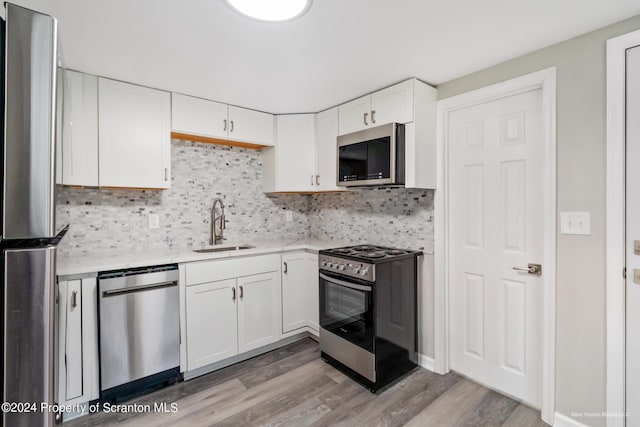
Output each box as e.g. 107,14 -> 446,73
318,245 -> 421,392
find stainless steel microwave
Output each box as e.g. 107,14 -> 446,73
337,122 -> 405,187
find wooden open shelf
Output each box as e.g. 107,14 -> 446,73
170,132 -> 271,150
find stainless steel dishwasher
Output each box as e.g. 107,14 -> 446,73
98,264 -> 180,402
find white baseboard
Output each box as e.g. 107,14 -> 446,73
418,353 -> 435,372
554,412 -> 589,427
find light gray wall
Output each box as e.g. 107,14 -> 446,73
437,14 -> 640,425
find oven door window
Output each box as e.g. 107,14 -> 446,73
339,137 -> 391,183
320,275 -> 374,352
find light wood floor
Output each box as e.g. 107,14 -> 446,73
67,338 -> 549,427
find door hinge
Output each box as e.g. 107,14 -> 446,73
624,267 -> 627,279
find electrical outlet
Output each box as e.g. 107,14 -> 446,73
285,211 -> 293,222
148,214 -> 160,229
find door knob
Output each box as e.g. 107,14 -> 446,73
513,263 -> 542,275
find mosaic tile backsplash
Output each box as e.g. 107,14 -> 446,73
307,188 -> 434,254
56,140 -> 309,256
56,140 -> 434,256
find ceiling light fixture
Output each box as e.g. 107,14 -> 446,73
224,0 -> 312,23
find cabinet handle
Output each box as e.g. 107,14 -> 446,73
364,112 -> 369,126
71,290 -> 78,308
316,175 -> 320,186
284,262 -> 288,274
164,168 -> 168,181
239,285 -> 244,299
223,119 -> 227,132
232,287 -> 236,301
230,120 -> 234,132
371,110 -> 376,124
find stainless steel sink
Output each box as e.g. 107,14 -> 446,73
193,245 -> 255,254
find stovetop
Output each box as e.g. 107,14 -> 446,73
319,244 -> 422,282
320,244 -> 422,262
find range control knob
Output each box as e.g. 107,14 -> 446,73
361,269 -> 369,276
332,263 -> 338,268
354,267 -> 360,274
338,264 -> 346,271
321,261 -> 327,267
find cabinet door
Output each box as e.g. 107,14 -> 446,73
57,280 -> 83,402
62,70 -> 99,186
172,93 -> 228,139
275,114 -> 315,192
186,279 -> 238,370
306,254 -> 320,332
338,94 -> 370,135
237,271 -> 280,353
315,107 -> 341,191
228,105 -> 274,146
282,253 -> 310,333
370,79 -> 414,126
98,78 -> 171,189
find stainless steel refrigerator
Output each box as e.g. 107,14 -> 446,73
1,3 -> 66,426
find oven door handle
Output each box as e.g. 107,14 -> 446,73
319,273 -> 372,292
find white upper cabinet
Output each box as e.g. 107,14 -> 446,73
171,93 -> 228,139
228,105 -> 275,146
60,70 -> 99,187
337,78 -> 437,189
99,78 -> 171,189
262,114 -> 315,192
338,79 -> 415,135
370,79 -> 414,126
171,93 -> 275,146
315,107 -> 341,191
337,95 -> 371,135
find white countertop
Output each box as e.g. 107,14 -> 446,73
57,238 -> 344,277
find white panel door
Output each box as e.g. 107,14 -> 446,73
370,79 -> 414,126
626,44 -> 640,427
62,70 -> 99,186
59,280 -> 83,401
315,107 -> 342,191
449,89 -> 543,407
171,93 -> 228,139
282,253 -> 309,333
98,78 -> 171,189
275,114 -> 315,191
228,105 -> 275,146
338,95 -> 371,135
237,271 -> 280,353
185,279 -> 238,370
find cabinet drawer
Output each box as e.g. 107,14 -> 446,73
185,254 -> 280,286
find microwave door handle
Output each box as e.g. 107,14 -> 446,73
319,273 -> 372,292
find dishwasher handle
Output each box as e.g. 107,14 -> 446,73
102,280 -> 177,298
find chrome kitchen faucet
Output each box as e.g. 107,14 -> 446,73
210,197 -> 227,245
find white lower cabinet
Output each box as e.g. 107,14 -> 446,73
186,278 -> 238,369
57,277 -> 99,413
183,255 -> 281,372
281,252 -> 319,335
237,272 -> 280,353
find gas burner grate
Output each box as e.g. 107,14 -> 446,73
385,249 -> 408,256
360,251 -> 387,259
351,245 -> 383,252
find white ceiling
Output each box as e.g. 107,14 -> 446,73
8,0 -> 640,113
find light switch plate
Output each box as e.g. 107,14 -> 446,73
635,240 -> 640,255
148,214 -> 160,229
285,211 -> 293,222
560,212 -> 591,235
634,269 -> 640,285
